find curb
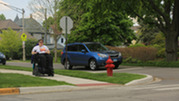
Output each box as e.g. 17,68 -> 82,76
0,88 -> 20,95
75,83 -> 118,87
125,74 -> 153,86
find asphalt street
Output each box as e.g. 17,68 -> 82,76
1,82 -> 179,101
1,62 -> 179,101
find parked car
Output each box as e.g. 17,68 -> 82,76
0,52 -> 6,65
61,42 -> 122,70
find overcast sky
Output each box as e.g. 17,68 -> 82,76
0,0 -> 31,20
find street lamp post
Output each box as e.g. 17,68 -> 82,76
0,2 -> 26,61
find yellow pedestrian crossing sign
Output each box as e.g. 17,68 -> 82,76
21,33 -> 27,41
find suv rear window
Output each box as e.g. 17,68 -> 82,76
67,44 -> 87,52
67,45 -> 78,51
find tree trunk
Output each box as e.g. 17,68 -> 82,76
54,35 -> 58,62
165,31 -> 178,62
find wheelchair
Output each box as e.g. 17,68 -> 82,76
32,53 -> 54,76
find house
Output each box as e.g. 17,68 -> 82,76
0,19 -> 34,39
48,25 -> 66,48
14,14 -> 65,49
0,19 -> 21,33
14,14 -> 46,40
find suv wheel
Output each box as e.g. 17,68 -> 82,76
2,61 -> 6,65
64,59 -> 73,70
89,59 -> 98,70
114,64 -> 119,69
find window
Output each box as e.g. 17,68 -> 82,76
78,45 -> 87,52
67,45 -> 78,51
61,38 -> 64,43
85,43 -> 108,52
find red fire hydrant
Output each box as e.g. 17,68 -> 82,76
105,56 -> 115,76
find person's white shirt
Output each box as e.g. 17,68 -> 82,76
32,45 -> 49,54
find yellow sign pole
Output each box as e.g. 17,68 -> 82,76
21,33 -> 27,61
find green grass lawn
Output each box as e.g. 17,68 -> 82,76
0,73 -> 72,88
0,65 -> 146,85
55,69 -> 146,84
122,60 -> 179,67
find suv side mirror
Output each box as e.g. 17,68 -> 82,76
81,49 -> 86,53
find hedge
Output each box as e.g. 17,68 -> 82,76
106,46 -> 157,61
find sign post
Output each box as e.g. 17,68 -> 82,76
60,16 -> 73,69
21,33 -> 27,61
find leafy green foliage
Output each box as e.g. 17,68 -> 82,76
69,0 -> 178,61
129,43 -> 146,47
58,0 -> 136,46
25,39 -> 38,59
137,22 -> 160,45
0,14 -> 6,20
0,29 -> 21,58
12,39 -> 38,60
122,60 -> 179,68
150,33 -> 166,58
42,16 -> 54,31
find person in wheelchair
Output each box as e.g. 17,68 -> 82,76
31,39 -> 54,76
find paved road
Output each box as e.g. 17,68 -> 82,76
6,62 -> 64,70
1,82 -> 179,101
2,62 -> 179,101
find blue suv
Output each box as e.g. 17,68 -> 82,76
61,42 -> 122,70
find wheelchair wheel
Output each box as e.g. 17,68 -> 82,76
48,73 -> 54,77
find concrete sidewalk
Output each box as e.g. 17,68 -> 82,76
0,69 -> 117,95
0,69 -> 153,95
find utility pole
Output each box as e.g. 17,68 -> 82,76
22,9 -> 26,61
0,2 -> 26,61
44,8 -> 47,44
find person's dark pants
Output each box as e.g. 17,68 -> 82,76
37,54 -> 53,73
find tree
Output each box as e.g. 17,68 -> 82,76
137,21 -> 160,45
0,14 -> 6,20
29,0 -> 61,62
70,0 -> 179,62
125,0 -> 179,61
58,0 -> 136,46
28,0 -> 57,21
0,29 -> 21,59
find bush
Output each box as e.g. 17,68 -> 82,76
50,49 -> 63,57
150,33 -> 166,58
13,39 -> 37,60
106,46 -> 157,62
123,59 -> 179,67
129,43 -> 146,47
0,29 -> 21,59
25,39 -> 38,59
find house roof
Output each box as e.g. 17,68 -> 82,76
0,19 -> 21,30
14,18 -> 45,34
14,14 -> 20,22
